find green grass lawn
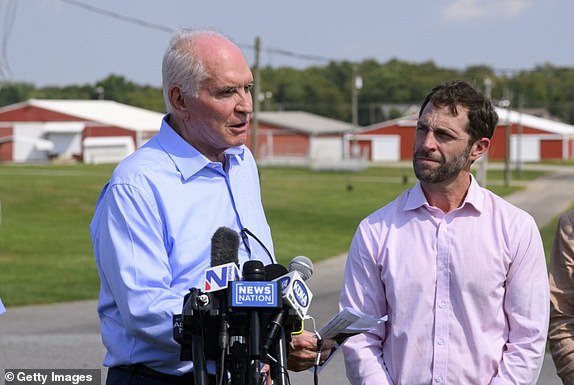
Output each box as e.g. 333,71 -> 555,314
0,163 -> 545,307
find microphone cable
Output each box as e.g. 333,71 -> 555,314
241,227 -> 275,265
302,315 -> 323,385
263,352 -> 291,385
314,332 -> 324,385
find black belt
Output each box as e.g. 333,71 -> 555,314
115,364 -> 216,385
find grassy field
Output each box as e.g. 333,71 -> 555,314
0,162 -> 545,307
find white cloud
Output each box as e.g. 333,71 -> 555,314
443,0 -> 531,21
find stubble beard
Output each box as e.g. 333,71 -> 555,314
413,145 -> 472,184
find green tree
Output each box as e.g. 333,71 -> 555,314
0,82 -> 35,106
2,61 -> 574,125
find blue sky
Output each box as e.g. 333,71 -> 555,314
2,0 -> 573,87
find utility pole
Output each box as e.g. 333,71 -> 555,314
251,36 -> 261,158
352,65 -> 360,127
476,77 -> 492,186
516,95 -> 524,178
501,89 -> 513,188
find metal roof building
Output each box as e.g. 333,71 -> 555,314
253,111 -> 360,169
0,100 -> 359,167
0,99 -> 163,163
354,107 -> 574,162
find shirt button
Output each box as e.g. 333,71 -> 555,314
434,377 -> 442,383
439,301 -> 446,308
437,339 -> 445,345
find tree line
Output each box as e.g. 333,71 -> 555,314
1,59 -> 573,125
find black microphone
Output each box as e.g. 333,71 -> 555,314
261,264 -> 290,355
265,264 -> 289,282
241,260 -> 266,385
263,263 -> 291,385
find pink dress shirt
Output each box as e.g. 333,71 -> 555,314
339,177 -> 549,385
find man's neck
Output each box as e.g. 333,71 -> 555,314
420,172 -> 472,213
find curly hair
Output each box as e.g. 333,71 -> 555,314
419,80 -> 499,143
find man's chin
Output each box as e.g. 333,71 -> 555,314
414,165 -> 443,182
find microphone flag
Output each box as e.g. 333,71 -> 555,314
204,262 -> 241,292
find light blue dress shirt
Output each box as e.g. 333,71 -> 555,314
90,116 -> 275,375
0,297 -> 5,314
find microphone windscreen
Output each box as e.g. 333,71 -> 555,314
265,263 -> 288,281
243,260 -> 265,281
211,227 -> 240,266
288,255 -> 313,281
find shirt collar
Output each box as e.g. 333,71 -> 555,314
156,115 -> 245,180
404,174 -> 484,214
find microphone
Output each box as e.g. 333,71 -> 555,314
277,257 -> 314,320
261,264 -> 289,355
261,257 -> 314,355
211,227 -> 239,267
288,255 -> 314,281
263,264 -> 291,385
207,227 -> 241,367
240,260 -> 267,385
191,227 -> 241,385
285,256 -> 313,335
265,264 -> 289,281
204,227 -> 241,292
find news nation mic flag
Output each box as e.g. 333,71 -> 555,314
204,262 -> 241,292
274,271 -> 312,319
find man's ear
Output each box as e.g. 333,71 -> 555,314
470,137 -> 490,162
168,86 -> 187,113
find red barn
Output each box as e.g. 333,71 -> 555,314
251,111 -> 357,169
0,101 -> 358,167
0,99 -> 162,163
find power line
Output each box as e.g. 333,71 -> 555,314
260,45 -> 336,64
55,1 -> 536,72
0,0 -> 17,81
57,0 -> 172,33
56,0 -> 335,65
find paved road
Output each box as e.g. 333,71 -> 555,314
2,166 -> 574,385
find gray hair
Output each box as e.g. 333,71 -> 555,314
161,28 -> 225,112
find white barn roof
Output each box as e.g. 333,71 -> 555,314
360,108 -> 574,137
12,99 -> 164,132
258,111 -> 355,135
495,107 -> 574,136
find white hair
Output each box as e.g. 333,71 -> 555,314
161,28 -> 227,112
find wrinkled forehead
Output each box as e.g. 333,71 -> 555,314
419,103 -> 470,132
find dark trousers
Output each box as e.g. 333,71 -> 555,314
106,365 -> 216,385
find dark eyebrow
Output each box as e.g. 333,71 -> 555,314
416,121 -> 429,130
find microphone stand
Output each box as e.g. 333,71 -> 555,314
189,289 -> 210,385
246,261 -> 266,385
249,310 -> 261,385
269,326 -> 289,385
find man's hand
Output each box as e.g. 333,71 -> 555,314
287,330 -> 337,371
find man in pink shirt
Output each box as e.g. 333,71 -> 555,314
339,80 -> 549,385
